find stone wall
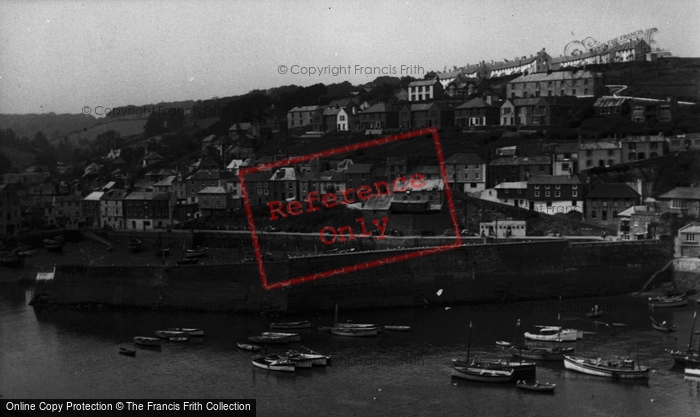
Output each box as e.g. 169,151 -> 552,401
33,240 -> 673,313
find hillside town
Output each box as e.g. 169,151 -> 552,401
1,30 -> 699,259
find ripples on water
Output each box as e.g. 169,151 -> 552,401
1,283 -> 699,416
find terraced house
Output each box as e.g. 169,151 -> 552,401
124,191 -> 174,230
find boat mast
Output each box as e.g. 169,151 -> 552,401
334,304 -> 339,327
688,311 -> 697,353
466,321 -> 472,365
517,319 -> 522,362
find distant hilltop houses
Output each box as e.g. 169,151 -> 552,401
286,31 -> 678,134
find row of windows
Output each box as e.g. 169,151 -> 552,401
534,184 -> 578,189
534,191 -> 578,198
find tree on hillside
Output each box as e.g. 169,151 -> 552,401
32,131 -> 51,149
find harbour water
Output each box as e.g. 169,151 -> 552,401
1,282 -> 698,416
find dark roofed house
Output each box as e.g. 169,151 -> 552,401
455,97 -> 501,127
584,183 -> 641,227
345,164 -> 374,190
142,151 -> 164,168
620,133 -> 667,163
489,156 -> 552,187
527,175 -> 584,214
359,103 -> 399,130
656,187 -> 700,217
445,153 -> 487,192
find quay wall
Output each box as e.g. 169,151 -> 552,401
672,257 -> 700,292
33,240 -> 673,313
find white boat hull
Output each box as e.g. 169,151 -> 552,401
563,355 -> 649,379
524,329 -> 579,342
262,332 -> 301,342
686,368 -> 700,377
252,357 -> 295,372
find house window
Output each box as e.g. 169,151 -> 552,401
687,234 -> 696,242
545,191 -> 550,197
591,210 -> 597,219
555,191 -> 561,197
672,200 -> 687,209
555,185 -> 561,189
535,191 -> 540,197
535,185 -> 540,189
545,185 -> 550,189
602,211 -> 607,221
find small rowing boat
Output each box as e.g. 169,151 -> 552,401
270,320 -> 311,330
167,328 -> 204,336
133,336 -> 162,347
155,330 -> 189,339
119,347 -> 136,356
385,325 -> 412,332
252,356 -> 295,372
237,343 -> 261,352
516,380 -> 555,392
495,340 -> 512,348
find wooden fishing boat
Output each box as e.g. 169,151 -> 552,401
262,332 -> 301,342
237,343 -> 261,352
128,238 -> 142,253
133,336 -> 162,346
668,311 -> 697,364
155,330 -> 190,339
563,355 -> 649,379
168,327 -> 204,336
331,326 -> 378,337
516,380 -> 556,392
337,322 -> 384,333
495,340 -> 512,348
288,348 -> 331,366
119,347 -> 136,356
248,334 -> 293,344
169,336 -> 190,342
511,346 -> 574,361
686,367 -> 700,377
0,251 -> 24,268
648,294 -> 688,308
453,358 -> 536,377
184,247 -> 208,259
252,356 -> 295,372
451,321 -> 515,382
585,305 -> 602,318
265,353 -> 313,369
270,320 -> 311,330
650,317 -> 677,332
524,326 -> 581,342
44,236 -> 65,252
451,366 -> 514,382
385,325 -> 412,332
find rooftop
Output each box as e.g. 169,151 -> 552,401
657,187 -> 700,200
585,183 -> 640,200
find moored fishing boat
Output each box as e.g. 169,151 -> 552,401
0,251 -> 24,268
185,246 -> 208,259
451,366 -> 514,382
248,334 -> 293,344
495,340 -> 512,348
524,326 -> 580,342
668,311 -> 697,364
453,358 -> 536,377
684,367 -> 700,377
516,380 -> 556,392
651,317 -> 677,332
252,356 -> 295,372
119,347 -> 136,356
337,322 -> 384,333
563,355 -> 649,379
262,332 -> 301,342
44,236 -> 65,252
331,326 -> 378,337
288,348 -> 331,366
270,320 -> 311,330
155,330 -> 190,339
648,294 -> 688,308
385,325 -> 412,332
511,345 -> 574,361
133,336 -> 162,347
167,327 -> 204,336
128,238 -> 142,253
237,343 -> 261,352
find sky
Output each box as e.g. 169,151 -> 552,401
1,0 -> 699,115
